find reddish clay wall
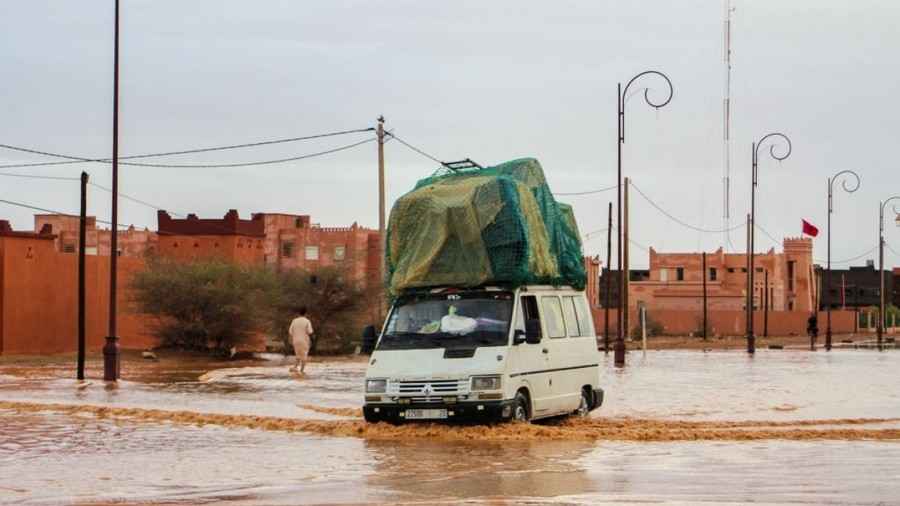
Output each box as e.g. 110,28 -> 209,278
157,234 -> 265,265
591,307 -> 856,337
0,235 -> 158,355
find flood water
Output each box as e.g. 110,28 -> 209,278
2,349 -> 899,505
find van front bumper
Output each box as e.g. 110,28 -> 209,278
363,399 -> 517,424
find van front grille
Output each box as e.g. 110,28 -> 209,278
390,379 -> 469,397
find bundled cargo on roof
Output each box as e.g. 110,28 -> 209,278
385,158 -> 586,296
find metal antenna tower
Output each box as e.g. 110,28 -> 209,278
723,0 -> 735,250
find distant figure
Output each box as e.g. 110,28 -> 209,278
289,307 -> 314,375
807,313 -> 819,340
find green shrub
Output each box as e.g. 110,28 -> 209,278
130,257 -> 274,354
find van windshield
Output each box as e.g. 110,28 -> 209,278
378,291 -> 513,350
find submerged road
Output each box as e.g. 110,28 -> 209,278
1,350 -> 899,505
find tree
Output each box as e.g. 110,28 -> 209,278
266,266 -> 368,355
130,257 -> 273,354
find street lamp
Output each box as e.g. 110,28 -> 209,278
825,170 -> 861,351
877,196 -> 900,349
748,133 -> 792,354
615,70 -> 673,367
104,0 -> 121,381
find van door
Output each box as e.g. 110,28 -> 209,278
539,294 -> 578,413
508,294 -> 553,418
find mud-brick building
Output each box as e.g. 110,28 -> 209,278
156,210 -> 265,265
599,237 -> 817,313
34,214 -> 157,257
0,220 -> 156,355
255,213 -> 380,283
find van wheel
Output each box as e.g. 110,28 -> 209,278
512,391 -> 530,423
575,388 -> 591,417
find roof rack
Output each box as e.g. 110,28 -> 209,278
441,158 -> 483,171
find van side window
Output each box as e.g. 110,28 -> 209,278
541,296 -> 566,338
573,296 -> 593,337
521,295 -> 542,338
561,296 -> 581,337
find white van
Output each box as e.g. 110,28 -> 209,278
363,286 -> 604,423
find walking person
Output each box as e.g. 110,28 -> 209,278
807,312 -> 819,349
289,307 -> 314,376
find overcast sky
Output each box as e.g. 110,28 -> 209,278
2,0 -> 899,268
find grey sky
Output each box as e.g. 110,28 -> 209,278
2,0 -> 899,268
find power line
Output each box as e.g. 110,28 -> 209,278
1,136 -> 378,169
630,181 -> 745,234
0,127 -> 374,169
385,132 -> 443,165
0,171 -> 80,181
818,247 -> 878,265
0,198 -> 134,229
554,184 -> 617,197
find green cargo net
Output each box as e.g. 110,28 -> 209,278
385,158 -> 586,296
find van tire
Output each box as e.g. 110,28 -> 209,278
575,387 -> 591,417
512,391 -> 530,423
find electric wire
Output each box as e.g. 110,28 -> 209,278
384,132 -> 443,165
0,171 -> 80,181
554,184 -> 617,197
0,198 -> 133,229
630,181 -> 745,234
0,127 -> 374,169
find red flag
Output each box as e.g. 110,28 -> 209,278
802,219 -> 819,237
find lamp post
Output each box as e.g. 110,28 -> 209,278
615,70 -> 673,367
825,170 -> 861,351
877,196 -> 900,349
748,133 -> 792,354
104,0 -> 121,381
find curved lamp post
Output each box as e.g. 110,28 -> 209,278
878,196 -> 900,349
615,70 -> 673,367
747,133 -> 792,354
825,170 -> 861,351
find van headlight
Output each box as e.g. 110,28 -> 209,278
366,379 -> 387,393
470,375 -> 502,391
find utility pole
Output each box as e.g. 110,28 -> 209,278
104,0 -> 121,381
764,269 -> 769,338
746,213 -> 754,353
376,116 -> 386,320
604,201 -> 612,353
78,172 -> 88,381
623,177 -> 630,349
702,252 -> 708,340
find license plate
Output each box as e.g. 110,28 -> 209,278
404,408 -> 448,420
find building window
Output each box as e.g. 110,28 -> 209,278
676,267 -> 684,281
62,243 -> 76,253
305,246 -> 319,260
295,217 -> 304,228
755,267 -> 763,273
727,268 -> 735,273
709,268 -> 717,281
660,268 -> 668,282
282,241 -> 294,258
334,246 -> 346,261
788,261 -> 796,291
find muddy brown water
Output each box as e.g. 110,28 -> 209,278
2,350 -> 899,504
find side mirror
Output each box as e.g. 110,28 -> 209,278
525,319 -> 542,344
513,329 -> 527,345
361,325 -> 377,354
